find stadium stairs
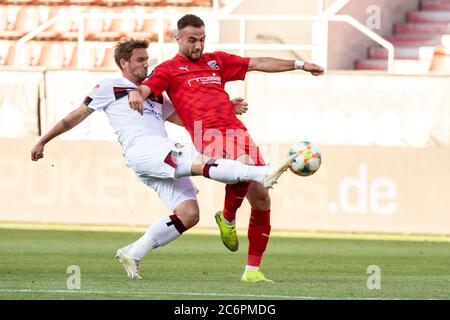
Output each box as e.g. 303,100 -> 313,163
355,0 -> 450,73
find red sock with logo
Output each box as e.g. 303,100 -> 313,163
247,209 -> 271,267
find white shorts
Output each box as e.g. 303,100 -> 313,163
125,135 -> 198,211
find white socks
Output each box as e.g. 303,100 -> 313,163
205,159 -> 268,184
128,215 -> 184,260
245,265 -> 259,271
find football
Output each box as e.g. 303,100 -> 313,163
288,141 -> 321,176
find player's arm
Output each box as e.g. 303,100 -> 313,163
31,104 -> 94,161
248,57 -> 324,76
128,85 -> 152,116
166,112 -> 184,126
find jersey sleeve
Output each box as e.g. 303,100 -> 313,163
142,65 -> 170,97
83,79 -> 115,111
161,93 -> 176,121
215,51 -> 250,83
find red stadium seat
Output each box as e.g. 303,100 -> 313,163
3,0 -> 36,5
0,41 -> 12,65
12,44 -> 32,67
0,6 -> 7,32
29,41 -> 44,66
36,0 -> 69,5
98,0 -> 130,6
20,7 -> 41,32
39,42 -> 64,68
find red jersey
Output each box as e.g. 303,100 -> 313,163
142,51 -> 250,141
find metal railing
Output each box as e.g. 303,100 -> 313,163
14,0 -> 395,72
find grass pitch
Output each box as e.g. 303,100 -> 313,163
0,228 -> 449,300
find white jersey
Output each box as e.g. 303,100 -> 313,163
84,76 -> 175,152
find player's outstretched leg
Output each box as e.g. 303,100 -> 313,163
174,148 -> 295,189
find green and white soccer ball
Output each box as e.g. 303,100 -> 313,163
288,141 -> 322,176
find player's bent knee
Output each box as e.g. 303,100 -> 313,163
173,200 -> 200,229
247,184 -> 271,209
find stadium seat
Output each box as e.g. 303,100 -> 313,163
68,0 -> 101,5
98,0 -> 130,6
39,42 -> 64,68
29,42 -> 44,66
12,44 -> 32,67
101,47 -> 116,69
110,8 -> 136,34
15,6 -> 41,33
3,0 -> 35,4
0,6 -> 7,32
61,42 -> 77,67
133,0 -> 166,6
48,7 -> 72,33
0,41 -> 12,65
36,0 -> 69,5
85,8 -> 106,39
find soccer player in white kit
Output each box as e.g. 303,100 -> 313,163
31,39 -> 292,280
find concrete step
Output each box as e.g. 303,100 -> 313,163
408,10 -> 450,23
368,46 -> 435,61
356,59 -> 388,71
421,0 -> 450,11
395,23 -> 450,35
355,59 -> 432,73
385,35 -> 442,46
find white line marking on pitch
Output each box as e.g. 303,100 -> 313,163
0,289 -> 393,300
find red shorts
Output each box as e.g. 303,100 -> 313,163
200,130 -> 265,166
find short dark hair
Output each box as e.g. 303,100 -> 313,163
114,39 -> 149,70
177,14 -> 204,30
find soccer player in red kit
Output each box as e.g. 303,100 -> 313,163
129,14 -> 324,282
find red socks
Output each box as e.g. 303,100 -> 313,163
223,182 -> 250,222
223,184 -> 271,268
247,209 -> 271,267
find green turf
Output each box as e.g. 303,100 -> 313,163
0,228 -> 448,300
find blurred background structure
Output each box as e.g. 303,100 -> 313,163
0,0 -> 449,235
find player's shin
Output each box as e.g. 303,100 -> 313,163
128,214 -> 186,260
247,209 -> 271,268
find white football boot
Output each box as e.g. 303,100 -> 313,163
260,154 -> 296,189
115,244 -> 142,280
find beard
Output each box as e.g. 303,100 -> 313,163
187,50 -> 202,61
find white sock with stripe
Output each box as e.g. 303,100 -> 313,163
128,214 -> 186,260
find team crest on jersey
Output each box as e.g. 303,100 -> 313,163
207,60 -> 219,70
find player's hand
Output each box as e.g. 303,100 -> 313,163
303,62 -> 325,76
31,143 -> 45,161
231,97 -> 248,115
128,90 -> 145,115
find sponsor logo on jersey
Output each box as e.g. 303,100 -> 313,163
207,60 -> 219,70
179,66 -> 189,72
187,75 -> 222,87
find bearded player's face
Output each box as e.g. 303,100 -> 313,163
176,26 -> 205,61
120,48 -> 149,85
